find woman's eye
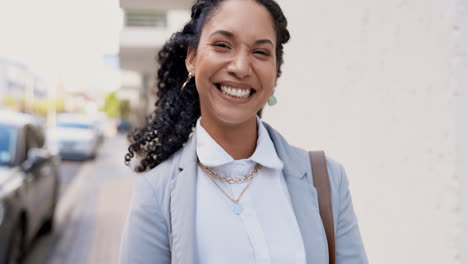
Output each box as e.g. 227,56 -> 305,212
253,50 -> 270,56
212,42 -> 230,49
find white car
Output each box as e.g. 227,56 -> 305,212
49,115 -> 101,160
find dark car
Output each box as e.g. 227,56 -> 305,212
0,111 -> 60,264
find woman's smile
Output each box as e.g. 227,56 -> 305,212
213,81 -> 257,101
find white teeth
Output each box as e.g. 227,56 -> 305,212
220,85 -> 251,98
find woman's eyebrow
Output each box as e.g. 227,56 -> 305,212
210,30 -> 273,46
210,30 -> 235,39
255,39 -> 274,46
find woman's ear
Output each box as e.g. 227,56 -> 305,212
185,47 -> 196,74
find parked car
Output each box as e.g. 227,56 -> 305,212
49,114 -> 101,160
117,119 -> 131,134
0,111 -> 60,264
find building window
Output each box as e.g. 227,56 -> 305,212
125,10 -> 167,28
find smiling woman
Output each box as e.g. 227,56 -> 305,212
121,0 -> 367,263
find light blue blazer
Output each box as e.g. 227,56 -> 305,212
120,122 -> 368,264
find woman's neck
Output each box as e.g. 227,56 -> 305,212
200,117 -> 258,160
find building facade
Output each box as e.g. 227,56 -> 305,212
0,57 -> 47,111
119,0 -> 190,126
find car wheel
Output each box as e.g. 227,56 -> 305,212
89,149 -> 97,160
41,201 -> 55,235
41,183 -> 58,235
41,216 -> 54,235
7,222 -> 25,264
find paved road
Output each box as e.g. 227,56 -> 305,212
58,160 -> 83,195
22,135 -> 135,264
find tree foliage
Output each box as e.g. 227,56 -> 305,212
102,91 -> 130,119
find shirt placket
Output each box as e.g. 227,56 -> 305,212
229,165 -> 271,264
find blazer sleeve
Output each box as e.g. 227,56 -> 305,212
119,174 -> 171,264
333,163 -> 368,264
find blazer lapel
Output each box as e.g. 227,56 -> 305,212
264,123 -> 329,264
169,134 -> 199,264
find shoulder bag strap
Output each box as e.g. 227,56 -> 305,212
309,151 -> 336,264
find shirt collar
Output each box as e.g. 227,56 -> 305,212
195,117 -> 284,170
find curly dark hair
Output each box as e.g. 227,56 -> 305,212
125,0 -> 291,172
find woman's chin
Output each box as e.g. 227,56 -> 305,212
203,109 -> 258,128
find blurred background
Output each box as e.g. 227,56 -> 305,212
0,0 -> 467,263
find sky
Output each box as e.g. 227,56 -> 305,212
0,0 -> 123,95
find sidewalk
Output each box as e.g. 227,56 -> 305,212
87,176 -> 135,264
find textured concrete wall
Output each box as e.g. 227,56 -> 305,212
457,0 -> 468,263
264,1 -> 463,263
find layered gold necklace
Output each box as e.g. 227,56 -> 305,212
198,162 -> 262,215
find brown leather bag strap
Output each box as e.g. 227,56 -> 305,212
309,151 -> 336,264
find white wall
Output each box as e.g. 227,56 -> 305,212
264,1 -> 465,263
457,0 -> 468,263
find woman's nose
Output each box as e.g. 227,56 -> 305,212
226,51 -> 252,79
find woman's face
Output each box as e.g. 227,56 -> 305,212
186,0 -> 277,128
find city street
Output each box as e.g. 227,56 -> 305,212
23,135 -> 135,264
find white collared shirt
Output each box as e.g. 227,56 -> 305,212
195,118 -> 306,264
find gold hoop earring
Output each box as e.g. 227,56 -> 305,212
181,72 -> 193,91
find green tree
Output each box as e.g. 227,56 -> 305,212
102,91 -> 124,118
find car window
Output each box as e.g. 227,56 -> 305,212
25,123 -> 45,150
0,124 -> 17,166
57,122 -> 92,129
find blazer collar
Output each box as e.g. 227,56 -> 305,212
262,122 -> 308,179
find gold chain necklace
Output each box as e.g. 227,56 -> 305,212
198,162 -> 262,184
198,161 -> 262,214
